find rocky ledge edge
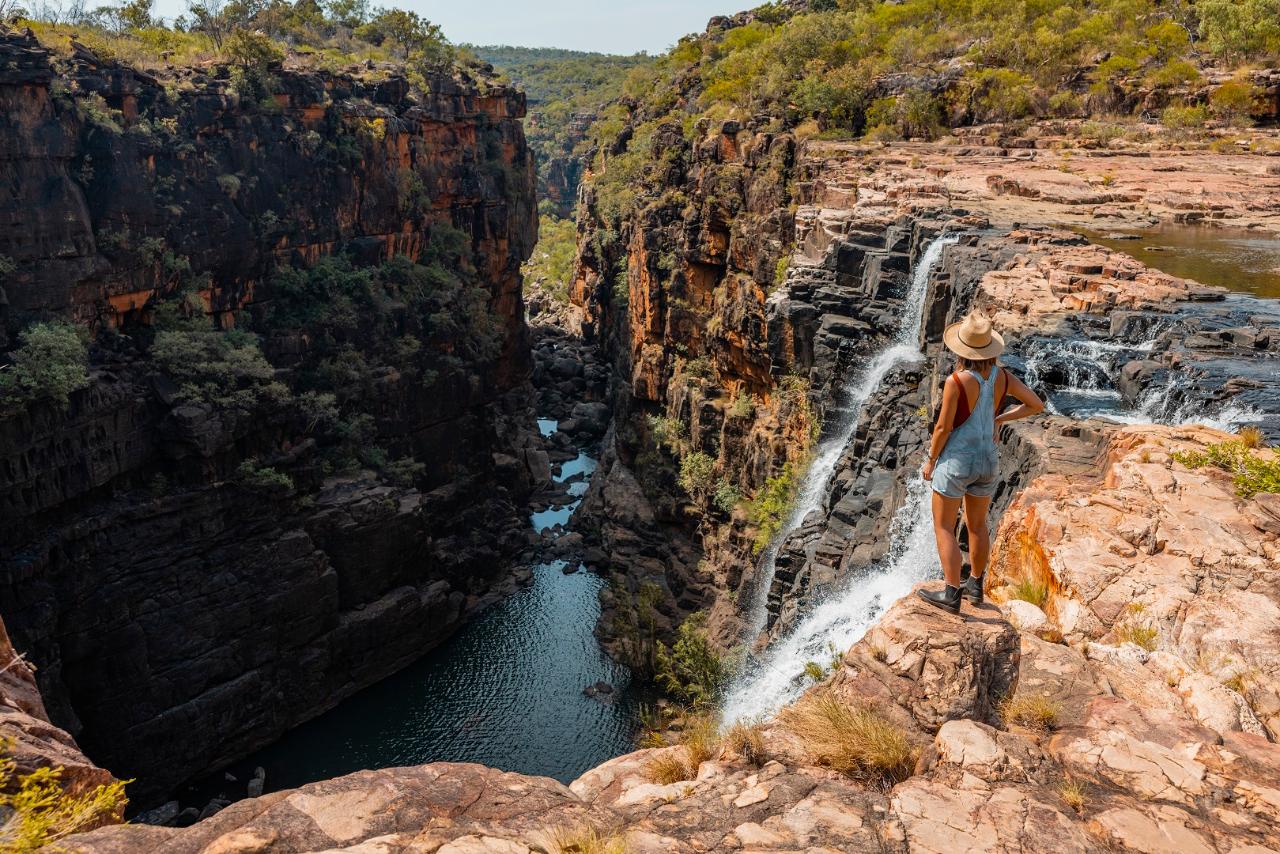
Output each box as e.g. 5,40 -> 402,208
6,423 -> 1269,853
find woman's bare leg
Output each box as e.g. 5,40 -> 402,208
963,494 -> 993,578
931,491 -> 965,587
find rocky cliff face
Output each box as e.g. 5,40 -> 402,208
0,26 -> 540,803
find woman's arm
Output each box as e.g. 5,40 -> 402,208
995,370 -> 1046,429
923,376 -> 959,481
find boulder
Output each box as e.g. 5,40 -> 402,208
844,587 -> 1021,731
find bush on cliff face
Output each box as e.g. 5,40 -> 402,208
0,322 -> 90,415
151,306 -> 288,412
747,462 -> 799,555
654,612 -> 730,710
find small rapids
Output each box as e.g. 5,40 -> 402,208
725,233 -> 958,721
1021,333 -> 1263,430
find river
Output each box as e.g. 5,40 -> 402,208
180,418 -> 638,808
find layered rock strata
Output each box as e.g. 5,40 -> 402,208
0,26 -> 540,803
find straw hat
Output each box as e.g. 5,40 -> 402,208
943,311 -> 1005,360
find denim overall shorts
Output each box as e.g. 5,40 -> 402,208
933,368 -> 1000,499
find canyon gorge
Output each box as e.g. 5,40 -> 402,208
2,0 -> 1280,852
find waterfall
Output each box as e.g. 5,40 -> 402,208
740,233 -> 958,641
722,477 -> 936,723
727,233 -> 959,715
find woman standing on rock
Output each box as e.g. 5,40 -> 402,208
918,311 -> 1045,614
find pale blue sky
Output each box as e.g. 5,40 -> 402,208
151,0 -> 735,55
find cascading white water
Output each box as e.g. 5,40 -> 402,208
1025,334 -> 1263,430
722,477 -> 936,723
740,234 -> 960,641
727,234 -> 959,717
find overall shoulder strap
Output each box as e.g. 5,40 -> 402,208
950,372 -> 972,428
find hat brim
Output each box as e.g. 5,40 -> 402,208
943,323 -> 1005,359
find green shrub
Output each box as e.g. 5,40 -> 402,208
1161,104 -> 1209,130
748,462 -> 798,554
648,415 -> 686,454
216,173 -> 241,198
967,69 -> 1036,123
234,460 -> 294,494
654,612 -> 729,709
678,451 -> 717,501
1197,0 -> 1280,61
151,322 -> 288,412
1146,59 -> 1200,89
730,391 -> 755,419
1047,92 -> 1083,117
682,356 -> 713,379
712,478 -> 741,513
383,457 -> 425,487
0,322 -> 89,413
0,743 -> 128,851
1173,440 -> 1280,498
1209,80 -> 1261,126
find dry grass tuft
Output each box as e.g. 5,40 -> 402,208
803,660 -> 828,681
536,825 -> 630,854
1238,425 -> 1266,449
1000,693 -> 1061,731
1114,622 -> 1159,651
680,714 -> 721,768
780,695 -> 917,785
723,719 -> 768,766
1059,777 -> 1087,814
1008,576 -> 1049,608
643,714 -> 720,784
644,751 -> 693,785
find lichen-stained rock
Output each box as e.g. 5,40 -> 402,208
988,425 -> 1280,743
60,765 -> 607,854
843,588 -> 1020,731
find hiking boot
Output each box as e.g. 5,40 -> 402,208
917,584 -> 962,615
963,572 -> 985,605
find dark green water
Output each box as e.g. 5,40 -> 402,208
208,559 -> 639,795
1085,226 -> 1280,299
180,422 -> 640,808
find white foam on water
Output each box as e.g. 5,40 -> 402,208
739,234 -> 959,640
723,476 -> 935,723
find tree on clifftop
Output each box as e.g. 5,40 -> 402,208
356,7 -> 449,65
